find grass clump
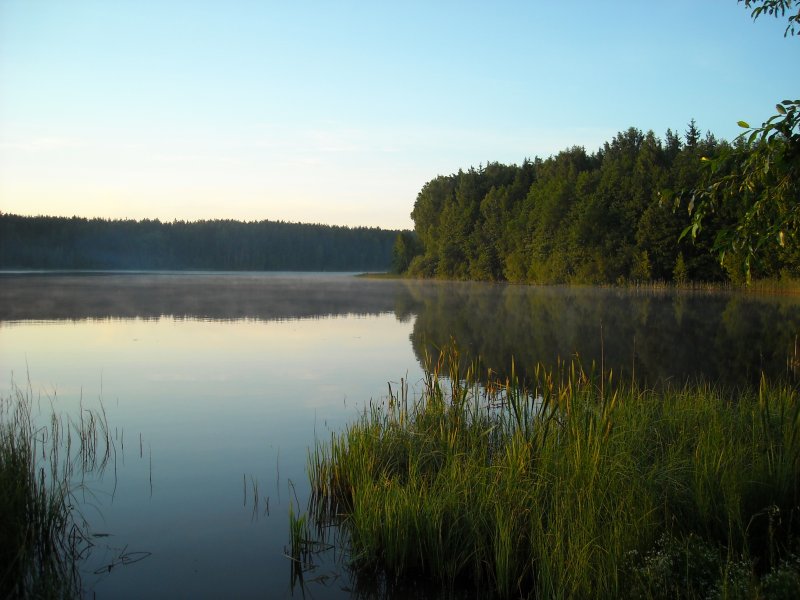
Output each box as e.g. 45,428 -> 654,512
307,345 -> 800,598
0,381 -> 114,598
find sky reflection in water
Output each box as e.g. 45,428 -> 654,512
1,273 -> 421,598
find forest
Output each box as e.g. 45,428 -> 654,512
0,214 -> 399,272
396,122 -> 800,285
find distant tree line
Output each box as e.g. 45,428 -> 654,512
397,123 -> 800,284
0,214 -> 400,272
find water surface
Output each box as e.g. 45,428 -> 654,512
1,272 -> 798,598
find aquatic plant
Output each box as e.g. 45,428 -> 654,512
305,345 -> 800,598
0,381 -> 116,598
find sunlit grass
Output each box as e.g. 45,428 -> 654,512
305,345 -> 800,598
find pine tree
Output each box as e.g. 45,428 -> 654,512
685,119 -> 701,149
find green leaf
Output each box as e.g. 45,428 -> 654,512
776,104 -> 787,115
737,120 -> 750,128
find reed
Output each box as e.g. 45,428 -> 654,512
306,345 -> 800,598
745,277 -> 800,296
0,381 -> 116,598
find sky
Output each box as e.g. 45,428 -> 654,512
0,1 -> 797,230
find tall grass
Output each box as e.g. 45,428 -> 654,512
307,345 -> 800,598
0,381 -> 115,598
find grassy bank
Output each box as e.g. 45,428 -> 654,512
306,347 -> 800,598
0,382 -> 114,598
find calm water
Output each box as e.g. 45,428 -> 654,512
1,272 -> 799,598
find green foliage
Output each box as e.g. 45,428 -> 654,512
390,231 -> 421,274
686,118 -> 701,148
0,215 -> 399,272
679,2 -> 799,283
404,124 -> 792,284
673,252 -> 688,285
682,100 -> 800,283
305,347 -> 800,598
631,250 -> 652,281
742,0 -> 800,36
762,555 -> 800,599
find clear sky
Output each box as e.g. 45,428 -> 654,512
0,1 -> 797,230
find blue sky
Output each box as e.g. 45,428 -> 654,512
0,1 -> 797,229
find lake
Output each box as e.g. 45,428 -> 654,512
1,272 -> 799,598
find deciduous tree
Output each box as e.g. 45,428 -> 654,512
680,1 -> 799,281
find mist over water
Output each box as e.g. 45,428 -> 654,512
1,272 -> 798,597
3,272 -> 798,387
0,272 -> 399,321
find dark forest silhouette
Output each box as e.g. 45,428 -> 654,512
0,214 -> 400,272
